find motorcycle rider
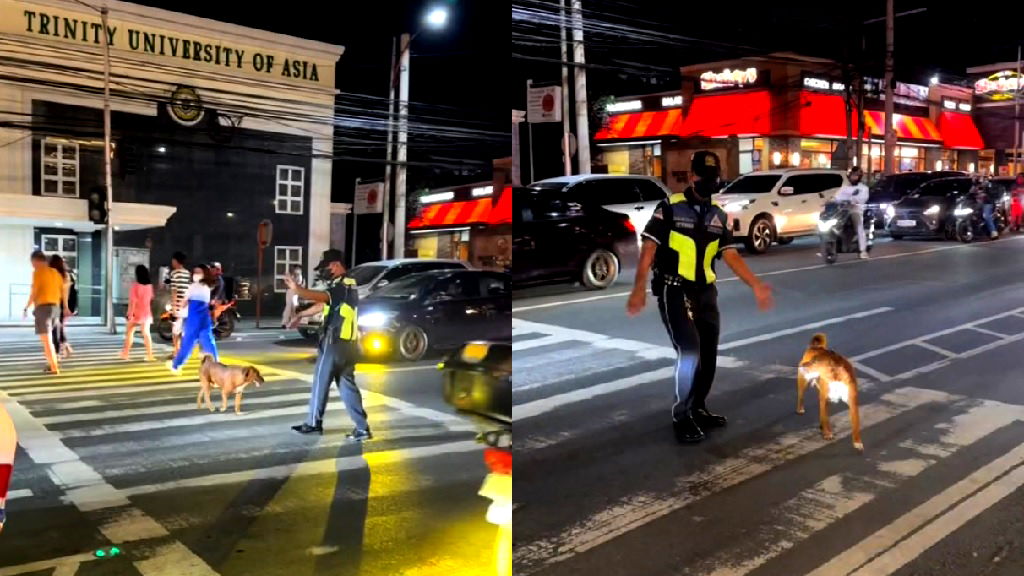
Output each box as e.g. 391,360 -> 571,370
831,166 -> 870,259
972,176 -> 998,239
627,150 -> 774,444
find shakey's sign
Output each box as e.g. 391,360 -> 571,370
5,4 -> 332,87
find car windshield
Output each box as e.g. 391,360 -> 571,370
910,184 -> 951,198
347,264 -> 387,285
370,274 -> 430,299
720,174 -> 783,194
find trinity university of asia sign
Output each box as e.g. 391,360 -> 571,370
13,7 -> 330,86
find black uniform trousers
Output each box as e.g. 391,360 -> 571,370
654,278 -> 721,423
306,339 -> 369,431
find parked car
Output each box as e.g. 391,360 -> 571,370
714,169 -> 849,254
347,258 -> 470,300
528,174 -> 670,246
885,177 -> 976,239
356,269 -> 512,361
512,187 -> 639,290
867,171 -> 967,229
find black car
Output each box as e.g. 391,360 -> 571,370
868,171 -> 966,229
356,269 -> 511,361
885,177 -> 975,239
513,187 -> 640,290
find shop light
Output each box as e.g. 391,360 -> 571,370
930,75 -> 939,85
606,100 -> 642,113
790,152 -> 801,166
597,140 -> 661,147
410,226 -> 470,235
969,162 -> 976,173
420,191 -> 455,204
818,153 -> 827,166
156,145 -> 167,153
943,100 -> 957,110
958,102 -> 972,112
772,151 -> 782,166
471,186 -> 494,197
934,160 -> 943,171
226,212 -> 235,218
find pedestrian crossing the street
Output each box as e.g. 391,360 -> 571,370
512,312 -> 1024,576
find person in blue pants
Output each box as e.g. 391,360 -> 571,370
167,264 -> 218,374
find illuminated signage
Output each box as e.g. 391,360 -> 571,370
700,67 -> 758,91
943,98 -> 973,113
975,70 -> 1022,100
959,102 -> 972,112
661,95 -> 682,107
606,100 -> 642,113
803,76 -> 845,91
943,99 -> 957,110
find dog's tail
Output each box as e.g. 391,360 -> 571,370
200,354 -> 215,367
809,332 -> 827,349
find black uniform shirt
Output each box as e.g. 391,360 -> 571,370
642,187 -> 735,286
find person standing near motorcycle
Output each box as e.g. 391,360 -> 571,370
832,166 -> 870,260
626,150 -> 774,444
167,264 -> 219,374
286,249 -> 371,441
973,177 -> 999,239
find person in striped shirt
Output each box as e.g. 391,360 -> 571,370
167,252 -> 191,359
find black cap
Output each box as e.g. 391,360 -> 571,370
315,248 -> 345,270
691,150 -> 721,180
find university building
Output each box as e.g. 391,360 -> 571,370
0,0 -> 343,321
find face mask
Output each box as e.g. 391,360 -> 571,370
193,273 -> 203,282
316,268 -> 331,282
692,177 -> 719,200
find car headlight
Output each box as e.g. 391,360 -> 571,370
885,205 -> 895,219
817,218 -> 838,232
357,311 -> 397,328
879,203 -> 889,211
924,205 -> 940,215
954,207 -> 973,216
723,200 -> 750,213
165,304 -> 172,312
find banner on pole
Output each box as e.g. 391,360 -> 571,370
527,85 -> 562,123
354,182 -> 384,214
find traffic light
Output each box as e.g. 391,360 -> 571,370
88,187 -> 107,225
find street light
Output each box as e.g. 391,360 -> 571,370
388,6 -> 449,261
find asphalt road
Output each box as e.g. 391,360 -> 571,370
513,234 -> 1024,576
0,326 -> 498,575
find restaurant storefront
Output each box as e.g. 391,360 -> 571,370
594,54 -> 986,190
593,91 -> 683,181
408,184 -> 512,271
967,65 -> 1023,175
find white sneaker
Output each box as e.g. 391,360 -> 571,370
859,252 -> 869,260
991,232 -> 999,239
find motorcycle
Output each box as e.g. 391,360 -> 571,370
156,299 -> 238,342
439,341 -> 512,576
817,201 -> 875,264
954,199 -> 1007,243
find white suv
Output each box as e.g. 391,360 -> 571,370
715,169 -> 849,254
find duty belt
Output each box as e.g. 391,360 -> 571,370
654,272 -> 689,286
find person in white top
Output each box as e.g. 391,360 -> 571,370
832,166 -> 870,259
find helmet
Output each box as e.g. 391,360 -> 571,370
690,150 -> 721,180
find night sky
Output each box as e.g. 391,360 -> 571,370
134,0 -> 508,203
513,0 -> 1024,108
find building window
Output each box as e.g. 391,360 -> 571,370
274,246 -> 302,292
41,139 -> 79,197
275,165 -> 305,214
738,138 -> 765,174
860,144 -> 925,174
41,234 -> 78,272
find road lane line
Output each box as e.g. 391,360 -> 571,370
35,391 -> 316,425
0,553 -> 96,576
8,488 -> 33,500
513,334 -> 572,351
514,367 -> 675,421
512,237 -> 1024,313
0,390 -> 219,575
914,341 -> 957,358
968,326 -> 1009,338
853,362 -> 891,383
117,440 -> 479,499
512,387 -> 960,574
853,306 -> 1024,361
694,398 -> 1024,576
717,307 -> 893,351
807,421 -> 1024,576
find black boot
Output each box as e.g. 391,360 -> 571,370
291,423 -> 323,435
672,411 -> 705,444
693,407 -> 728,428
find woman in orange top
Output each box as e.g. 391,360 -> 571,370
121,264 -> 156,361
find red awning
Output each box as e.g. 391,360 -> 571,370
408,198 -> 492,229
489,187 -> 512,224
678,90 -> 771,137
595,109 -> 684,140
863,111 -> 942,141
799,91 -> 860,139
938,111 -> 984,150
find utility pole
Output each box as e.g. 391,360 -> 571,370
883,0 -> 896,175
1013,46 -> 1021,176
101,7 -> 115,334
393,33 -> 411,259
381,37 -> 397,260
571,0 -> 591,174
560,0 -> 572,176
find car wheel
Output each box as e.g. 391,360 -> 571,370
397,325 -> 429,361
581,249 -> 619,290
744,217 -> 774,254
776,236 -> 795,245
957,221 -> 974,243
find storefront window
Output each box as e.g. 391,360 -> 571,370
601,144 -> 662,177
738,138 -> 764,174
800,139 -> 836,168
859,144 -> 925,174
604,148 -> 630,175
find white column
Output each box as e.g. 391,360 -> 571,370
308,135 -> 333,273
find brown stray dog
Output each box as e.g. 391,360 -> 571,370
197,355 -> 265,415
796,333 -> 863,452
